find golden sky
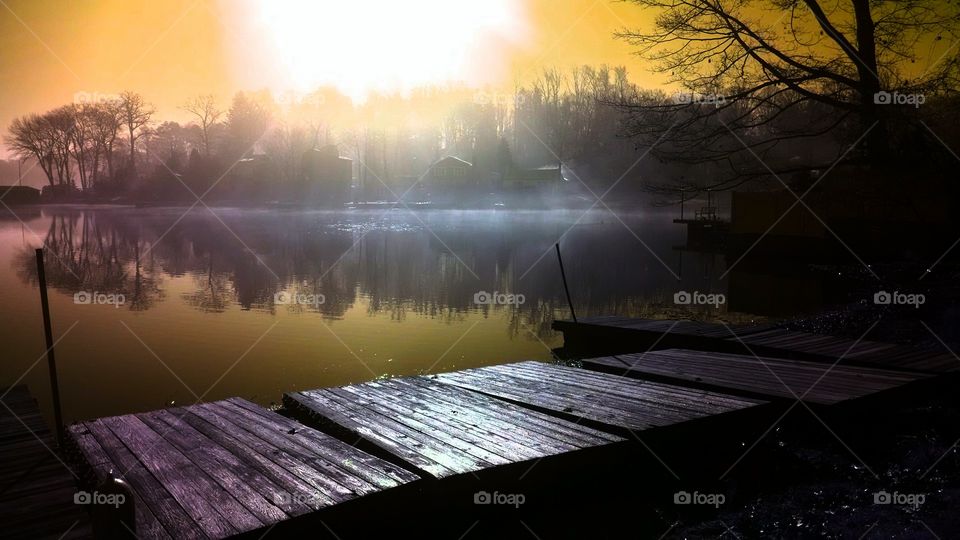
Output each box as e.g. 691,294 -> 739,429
0,0 -> 658,139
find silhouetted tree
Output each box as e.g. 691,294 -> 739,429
182,94 -> 223,157
118,91 -> 154,177
615,0 -> 960,185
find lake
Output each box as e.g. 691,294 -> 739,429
1,206 -> 776,424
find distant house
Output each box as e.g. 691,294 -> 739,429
40,184 -> 79,202
0,186 -> 40,205
303,145 -> 352,185
427,156 -> 473,187
302,145 -> 352,204
503,165 -> 564,192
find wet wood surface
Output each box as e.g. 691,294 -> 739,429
582,348 -> 932,405
285,376 -> 624,479
432,361 -> 767,433
67,397 -> 418,539
0,385 -> 90,539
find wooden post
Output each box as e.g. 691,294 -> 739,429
35,248 -> 65,448
680,187 -> 685,221
555,243 -> 577,323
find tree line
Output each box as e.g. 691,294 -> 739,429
5,66 -> 655,204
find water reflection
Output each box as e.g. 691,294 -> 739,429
1,206 -> 778,422
14,207 -> 738,331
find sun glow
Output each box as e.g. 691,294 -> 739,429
252,0 -> 528,100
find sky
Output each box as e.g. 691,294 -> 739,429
0,0 -> 661,154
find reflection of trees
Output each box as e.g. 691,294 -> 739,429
181,256 -> 231,313
15,211 -> 164,310
16,209 -> 724,323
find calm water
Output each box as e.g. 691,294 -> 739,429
1,206 -> 776,424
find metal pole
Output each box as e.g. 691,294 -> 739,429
35,248 -> 65,447
555,243 -> 577,323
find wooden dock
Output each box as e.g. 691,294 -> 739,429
582,349 -> 932,405
553,317 -> 957,372
430,361 -> 766,434
284,376 -> 625,479
552,315 -> 772,357
732,327 -> 957,372
67,398 -> 419,539
13,348 -> 948,539
1,385 -> 90,540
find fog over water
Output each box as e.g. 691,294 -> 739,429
1,206 -> 777,423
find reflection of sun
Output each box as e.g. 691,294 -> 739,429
255,0 -> 526,100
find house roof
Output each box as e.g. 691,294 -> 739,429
431,156 -> 472,168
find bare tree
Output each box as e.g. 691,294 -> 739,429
118,91 -> 155,175
615,0 -> 960,187
7,113 -> 58,186
67,104 -> 97,190
91,99 -> 123,183
46,106 -> 76,187
182,94 -> 223,156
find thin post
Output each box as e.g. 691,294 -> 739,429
35,248 -> 65,447
555,243 -> 577,323
680,187 -> 685,221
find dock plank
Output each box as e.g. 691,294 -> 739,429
0,385 -> 91,540
582,349 -> 932,405
732,328 -> 958,372
432,361 -> 767,433
553,317 -> 957,372
68,398 -> 417,539
285,377 -> 625,479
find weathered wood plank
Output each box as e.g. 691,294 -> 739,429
0,386 -> 92,540
433,361 -> 766,433
582,349 -> 931,405
286,389 -> 456,478
100,413 -> 258,537
397,377 -> 620,446
224,398 -> 419,488
285,377 -> 624,479
137,410 -> 290,525
552,317 -> 957,372
70,398 -> 418,540
172,407 -> 334,513
82,418 -> 200,540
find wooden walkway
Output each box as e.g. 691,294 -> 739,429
582,349 -> 932,405
431,361 -> 766,433
1,385 -> 90,540
67,397 -> 419,539
284,377 -> 624,479
733,328 -> 957,372
553,317 -> 957,372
